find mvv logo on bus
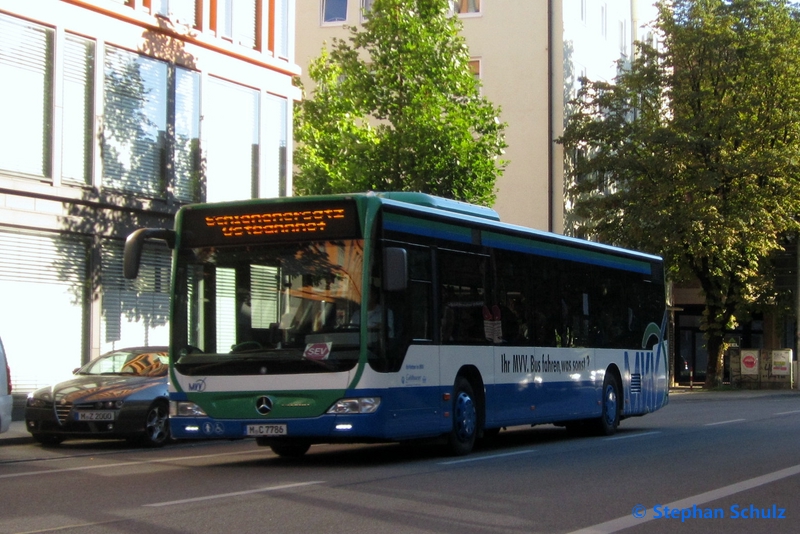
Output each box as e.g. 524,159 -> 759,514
189,378 -> 207,392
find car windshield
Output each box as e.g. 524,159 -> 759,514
173,240 -> 364,376
80,350 -> 169,377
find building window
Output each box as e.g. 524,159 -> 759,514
361,0 -> 374,21
273,0 -> 290,58
62,34 -> 95,185
102,46 -> 168,197
0,14 -> 53,178
323,0 -> 348,24
0,231 -> 88,391
262,94 -> 288,198
173,68 -> 201,202
601,4 -> 608,39
153,0 -> 198,26
216,0 -> 257,49
468,59 -> 481,81
101,239 -> 171,352
452,0 -> 480,15
204,77 -> 259,202
619,19 -> 628,56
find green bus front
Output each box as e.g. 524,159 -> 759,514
166,195 -> 416,450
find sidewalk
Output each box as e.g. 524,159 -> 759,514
0,420 -> 33,445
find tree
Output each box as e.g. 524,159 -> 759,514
559,0 -> 800,388
293,0 -> 507,206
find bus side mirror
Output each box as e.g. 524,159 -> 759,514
123,228 -> 176,279
383,247 -> 408,292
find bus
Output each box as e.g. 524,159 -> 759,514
124,192 -> 668,456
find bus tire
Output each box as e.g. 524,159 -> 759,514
595,373 -> 620,436
448,377 -> 478,456
268,441 -> 311,458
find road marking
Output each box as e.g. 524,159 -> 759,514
143,481 -> 324,507
566,462 -> 800,534
14,519 -> 127,534
0,449 -> 263,479
604,431 -> 661,441
775,410 -> 800,416
704,418 -> 746,426
438,449 -> 536,465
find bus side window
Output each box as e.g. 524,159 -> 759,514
438,249 -> 489,345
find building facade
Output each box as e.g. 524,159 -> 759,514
0,0 -> 299,392
295,1 -> 655,233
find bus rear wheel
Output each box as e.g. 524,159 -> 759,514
448,377 -> 478,456
595,373 -> 620,436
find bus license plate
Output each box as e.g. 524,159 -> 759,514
247,424 -> 287,436
77,411 -> 115,421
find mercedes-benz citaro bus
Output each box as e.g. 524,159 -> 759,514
124,192 -> 668,457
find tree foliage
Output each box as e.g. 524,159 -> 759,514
559,0 -> 800,387
293,0 -> 507,206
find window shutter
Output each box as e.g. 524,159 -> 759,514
101,240 -> 171,350
0,15 -> 53,177
62,34 -> 95,184
173,67 -> 201,202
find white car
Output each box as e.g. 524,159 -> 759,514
0,336 -> 12,434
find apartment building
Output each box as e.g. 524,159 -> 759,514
296,1 -> 655,233
0,0 -> 299,391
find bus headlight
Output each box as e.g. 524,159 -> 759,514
327,397 -> 381,414
170,401 -> 208,417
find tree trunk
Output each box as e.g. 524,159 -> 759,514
704,330 -> 725,389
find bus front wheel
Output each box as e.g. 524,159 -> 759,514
262,439 -> 311,458
448,377 -> 478,456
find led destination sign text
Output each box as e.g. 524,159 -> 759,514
182,201 -> 359,247
204,209 -> 346,238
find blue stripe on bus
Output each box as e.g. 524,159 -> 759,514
170,380 -> 612,442
384,213 -> 652,275
482,234 -> 652,274
384,216 -> 474,245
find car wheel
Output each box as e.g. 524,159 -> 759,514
141,400 -> 170,447
32,433 -> 64,446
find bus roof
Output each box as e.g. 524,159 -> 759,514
177,192 -> 661,264
373,192 -> 500,221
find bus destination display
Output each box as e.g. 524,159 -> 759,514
181,201 -> 360,247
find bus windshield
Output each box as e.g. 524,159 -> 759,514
173,239 -> 364,376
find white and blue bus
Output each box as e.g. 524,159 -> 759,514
124,192 -> 668,456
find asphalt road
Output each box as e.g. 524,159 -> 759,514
2,389 -> 799,534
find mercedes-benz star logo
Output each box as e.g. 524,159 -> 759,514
256,396 -> 273,415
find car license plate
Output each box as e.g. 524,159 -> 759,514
77,411 -> 115,421
246,424 -> 287,436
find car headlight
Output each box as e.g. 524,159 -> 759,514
170,401 -> 207,417
327,397 -> 381,414
26,395 -> 46,408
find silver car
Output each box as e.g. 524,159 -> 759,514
25,347 -> 170,446
0,336 -> 11,434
